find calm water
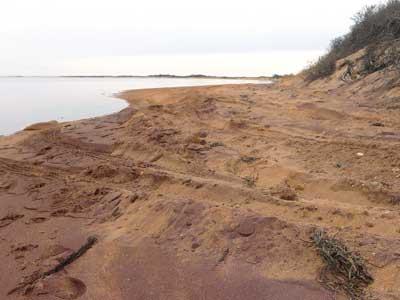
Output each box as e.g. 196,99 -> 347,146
0,77 -> 260,135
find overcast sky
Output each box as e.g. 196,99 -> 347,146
0,0 -> 380,76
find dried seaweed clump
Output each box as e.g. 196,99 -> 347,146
311,229 -> 373,299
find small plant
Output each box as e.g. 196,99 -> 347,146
241,156 -> 258,163
210,141 -> 224,148
243,173 -> 258,188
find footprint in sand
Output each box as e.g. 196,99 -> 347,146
30,217 -> 48,224
32,275 -> 87,299
0,212 -> 24,228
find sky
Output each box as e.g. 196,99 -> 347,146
0,0 -> 380,76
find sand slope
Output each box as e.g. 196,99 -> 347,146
1,80 -> 400,299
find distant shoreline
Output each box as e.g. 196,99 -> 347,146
0,74 -> 273,80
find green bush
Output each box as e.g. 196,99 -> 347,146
305,0 -> 400,81
304,44 -> 339,82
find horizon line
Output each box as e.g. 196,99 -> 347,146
0,74 -> 274,79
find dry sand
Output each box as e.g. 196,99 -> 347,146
1,77 -> 400,299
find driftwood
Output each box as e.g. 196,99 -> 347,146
7,236 -> 98,295
311,229 -> 373,299
341,61 -> 356,83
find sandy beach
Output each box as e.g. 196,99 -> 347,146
1,72 -> 400,299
